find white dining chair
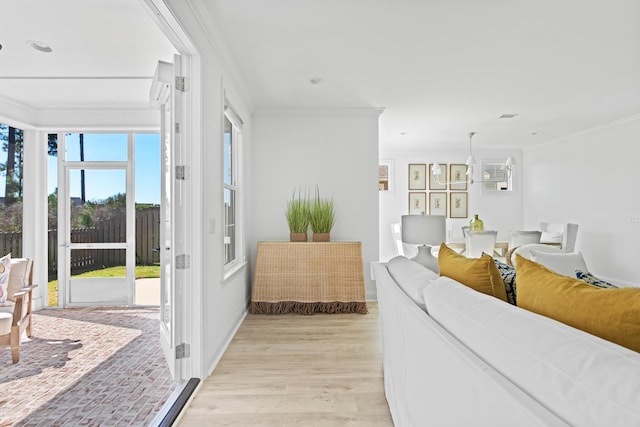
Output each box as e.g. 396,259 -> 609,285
508,230 -> 542,250
506,230 -> 542,265
390,223 -> 404,256
539,222 -> 579,252
465,230 -> 498,258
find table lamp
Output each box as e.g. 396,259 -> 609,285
401,214 -> 446,272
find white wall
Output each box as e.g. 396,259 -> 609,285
250,108 -> 381,300
523,116 -> 640,286
379,148 -> 524,262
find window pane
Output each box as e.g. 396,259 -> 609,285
134,134 -> 161,273
65,133 -> 128,161
223,117 -> 233,185
0,123 -> 24,256
70,248 -> 126,278
224,188 -> 236,264
69,169 -> 126,243
47,134 -> 58,305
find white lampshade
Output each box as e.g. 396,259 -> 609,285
401,215 -> 446,246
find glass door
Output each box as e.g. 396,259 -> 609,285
58,133 -> 134,306
156,54 -> 191,381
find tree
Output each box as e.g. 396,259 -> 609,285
0,124 -> 24,206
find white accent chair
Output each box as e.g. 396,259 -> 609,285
465,230 -> 498,258
539,222 -> 579,252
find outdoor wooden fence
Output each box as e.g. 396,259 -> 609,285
1,207 -> 160,279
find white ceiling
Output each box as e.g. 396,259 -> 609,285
0,0 -> 176,110
2,0 -> 639,151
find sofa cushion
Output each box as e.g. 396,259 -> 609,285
0,312 -> 12,335
0,253 -> 11,304
494,258 -> 516,305
7,258 -> 32,302
575,270 -> 618,289
528,250 -> 588,277
423,275 -> 640,427
387,256 -> 438,311
516,254 -> 640,352
438,243 -> 507,302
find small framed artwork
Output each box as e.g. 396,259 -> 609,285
408,164 -> 426,190
450,192 -> 468,218
379,159 -> 394,192
429,163 -> 447,190
429,192 -> 447,216
449,164 -> 468,190
408,192 -> 427,215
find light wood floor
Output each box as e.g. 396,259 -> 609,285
178,303 -> 394,426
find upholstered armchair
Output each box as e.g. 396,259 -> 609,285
0,258 -> 36,363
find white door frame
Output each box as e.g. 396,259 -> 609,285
145,0 -> 204,381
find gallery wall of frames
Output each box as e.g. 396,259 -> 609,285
404,163 -> 469,219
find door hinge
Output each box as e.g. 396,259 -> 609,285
176,343 -> 191,359
175,165 -> 190,180
175,254 -> 190,269
175,76 -> 189,92
175,122 -> 180,133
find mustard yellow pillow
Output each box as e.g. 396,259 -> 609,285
438,243 -> 507,302
516,254 -> 640,353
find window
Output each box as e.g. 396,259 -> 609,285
223,107 -> 243,269
0,123 -> 25,256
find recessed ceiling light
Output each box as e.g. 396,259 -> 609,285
26,40 -> 53,53
309,77 -> 323,85
400,132 -> 407,135
499,113 -> 518,119
531,132 -> 538,136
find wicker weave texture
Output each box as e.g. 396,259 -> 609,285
251,242 -> 366,304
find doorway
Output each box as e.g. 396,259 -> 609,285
50,132 -> 161,307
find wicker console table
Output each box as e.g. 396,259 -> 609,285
250,241 -> 368,315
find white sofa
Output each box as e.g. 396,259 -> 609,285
374,256 -> 640,427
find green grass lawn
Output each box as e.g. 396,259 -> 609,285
48,265 -> 160,307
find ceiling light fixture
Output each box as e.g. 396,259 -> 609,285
431,132 -> 515,185
309,77 -> 322,85
499,113 -> 518,119
27,40 -> 53,53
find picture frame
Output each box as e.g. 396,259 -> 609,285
449,164 -> 468,190
429,163 -> 447,190
379,159 -> 394,192
408,164 -> 426,190
408,192 -> 427,215
429,192 -> 447,216
449,192 -> 468,218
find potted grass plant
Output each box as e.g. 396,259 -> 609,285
310,186 -> 336,242
286,188 -> 310,242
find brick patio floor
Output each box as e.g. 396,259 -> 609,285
0,307 -> 176,426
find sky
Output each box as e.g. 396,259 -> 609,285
47,133 -> 161,204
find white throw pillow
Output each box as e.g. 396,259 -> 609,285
529,250 -> 589,277
387,256 -> 438,311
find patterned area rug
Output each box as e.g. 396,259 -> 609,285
0,307 -> 176,426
